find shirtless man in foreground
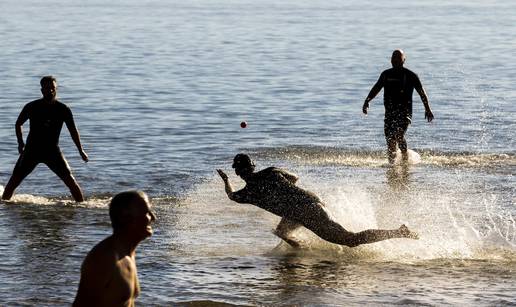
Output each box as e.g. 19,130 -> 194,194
73,191 -> 156,307
217,154 -> 418,248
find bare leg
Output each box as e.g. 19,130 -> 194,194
47,156 -> 85,202
396,128 -> 408,162
303,205 -> 418,247
338,224 -> 418,247
386,137 -> 397,164
46,159 -> 84,202
2,157 -> 38,200
313,221 -> 418,247
60,174 -> 85,202
3,173 -> 29,200
273,217 -> 303,248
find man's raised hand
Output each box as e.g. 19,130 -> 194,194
217,169 -> 228,181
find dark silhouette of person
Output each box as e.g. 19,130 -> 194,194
2,76 -> 89,202
217,154 -> 418,248
362,49 -> 434,164
73,191 -> 156,306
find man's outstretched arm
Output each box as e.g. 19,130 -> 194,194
217,169 -> 234,195
65,111 -> 89,162
217,169 -> 246,203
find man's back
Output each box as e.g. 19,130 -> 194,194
20,99 -> 73,149
232,167 -> 321,218
379,67 -> 422,119
74,236 -> 139,307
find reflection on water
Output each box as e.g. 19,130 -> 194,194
0,202 -> 111,305
386,164 -> 410,190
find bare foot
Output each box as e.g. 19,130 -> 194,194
399,224 -> 419,239
273,230 -> 304,248
283,238 -> 303,248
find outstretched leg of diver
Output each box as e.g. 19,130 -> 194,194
304,206 -> 418,247
313,221 -> 418,247
273,217 -> 303,248
341,224 -> 418,247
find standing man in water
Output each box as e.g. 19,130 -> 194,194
362,49 -> 434,163
1,76 -> 89,202
73,191 -> 156,306
217,153 -> 418,248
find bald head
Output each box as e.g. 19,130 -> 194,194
391,49 -> 405,68
109,191 -> 149,231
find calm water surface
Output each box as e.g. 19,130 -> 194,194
0,0 -> 515,306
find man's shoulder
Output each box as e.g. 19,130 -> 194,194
29,98 -> 43,103
55,99 -> 72,110
84,237 -> 118,266
78,236 -> 120,298
403,67 -> 419,78
24,99 -> 71,110
257,167 -> 279,175
382,67 -> 397,75
53,100 -> 73,119
248,167 -> 279,183
24,98 -> 43,108
382,67 -> 393,73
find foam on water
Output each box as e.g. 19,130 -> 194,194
252,146 -> 516,169
0,187 -> 111,209
394,149 -> 421,165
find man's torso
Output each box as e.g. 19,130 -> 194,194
23,99 -> 72,150
75,238 -> 139,306
108,255 -> 139,306
235,167 -> 321,218
381,67 -> 420,120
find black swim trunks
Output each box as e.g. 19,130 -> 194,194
12,147 -> 72,180
384,116 -> 411,140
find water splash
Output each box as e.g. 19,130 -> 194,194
173,160 -> 516,262
288,178 -> 516,262
0,189 -> 111,209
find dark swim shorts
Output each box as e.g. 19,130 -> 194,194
12,148 -> 72,179
384,116 -> 411,140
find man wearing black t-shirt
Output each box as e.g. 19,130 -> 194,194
2,76 -> 89,202
363,50 -> 434,163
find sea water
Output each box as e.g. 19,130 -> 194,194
0,0 -> 515,306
